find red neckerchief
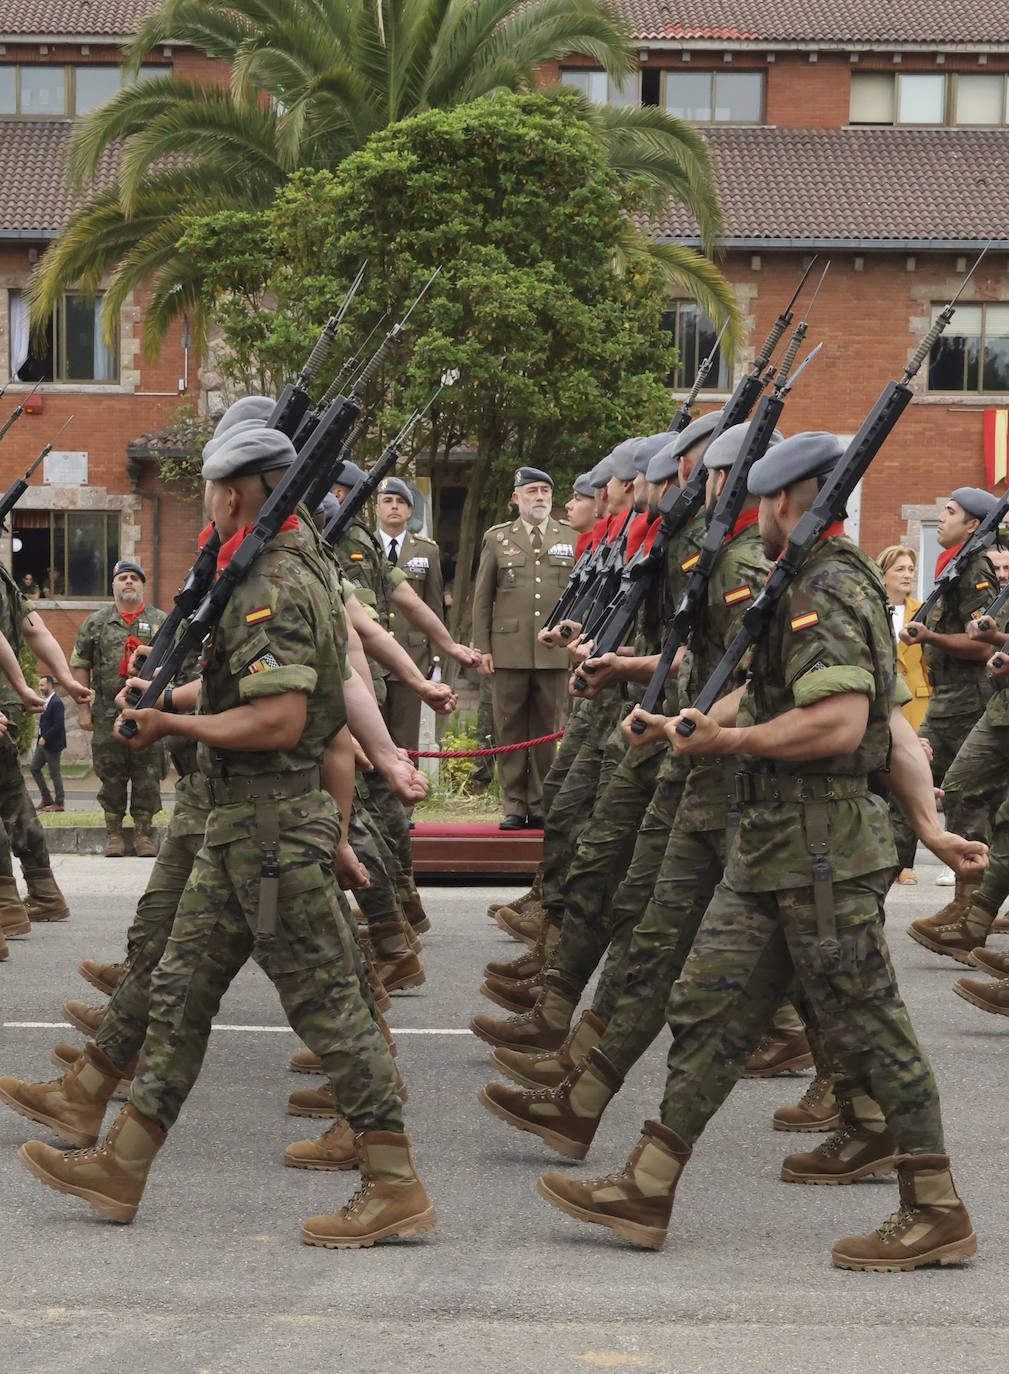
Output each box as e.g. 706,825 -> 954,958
116,604 -> 146,676
729,508 -> 760,539
216,515 -> 299,571
197,522 -> 215,550
574,530 -> 593,560
624,511 -> 651,559
606,510 -> 632,544
588,517 -> 608,550
642,515 -> 662,554
935,541 -> 962,578
118,605 -> 144,627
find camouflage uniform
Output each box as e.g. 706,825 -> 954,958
333,520 -> 406,709
936,671 -> 1009,845
0,567 -> 55,873
70,600 -> 168,818
656,537 -> 944,1156
129,525 -> 400,1135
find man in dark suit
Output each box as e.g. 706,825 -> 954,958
31,675 -> 66,812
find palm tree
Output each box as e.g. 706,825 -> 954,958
34,0 -> 738,354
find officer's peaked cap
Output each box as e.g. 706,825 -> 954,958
703,423 -> 784,471
951,486 -> 999,521
748,431 -> 843,496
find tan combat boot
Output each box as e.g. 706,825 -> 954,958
967,947 -> 1009,978
780,1079 -> 897,1183
953,975 -> 1009,1017
369,921 -> 426,993
300,1130 -> 436,1247
49,1043 -> 135,1095
0,872 -> 30,938
62,1001 -> 107,1036
743,1002 -> 813,1077
537,1119 -> 691,1250
289,1064 -> 407,1117
832,1153 -> 977,1271
484,913 -> 561,983
78,959 -> 125,997
487,869 -> 543,921
495,903 -> 545,948
131,814 -> 159,859
469,970 -> 579,1052
479,1045 -> 622,1159
103,815 -> 125,859
397,873 -> 431,934
772,1075 -> 840,1133
0,1041 -> 122,1147
284,1117 -> 358,1170
490,1009 -> 607,1091
358,930 -> 392,1014
908,892 -> 996,964
480,967 -> 545,1014
18,1101 -> 166,1223
916,874 -> 983,930
289,1015 -> 397,1075
21,866 -> 70,923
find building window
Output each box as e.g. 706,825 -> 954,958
560,68 -> 638,106
662,70 -> 764,124
928,303 -> 1009,393
661,302 -> 730,390
9,290 -> 118,383
850,71 -> 1009,127
12,511 -> 120,600
0,64 -> 164,117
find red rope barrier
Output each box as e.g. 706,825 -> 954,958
407,731 -> 563,759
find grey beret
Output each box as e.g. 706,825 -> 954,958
202,415 -> 268,462
202,424 -> 296,481
316,492 -> 341,525
632,433 -> 669,472
513,466 -> 553,488
112,559 -> 145,583
748,431 -> 843,497
572,472 -> 595,498
376,476 -> 414,505
212,395 -> 274,439
669,409 -> 724,460
951,486 -> 999,521
588,456 -> 613,488
703,423 -> 784,471
606,438 -> 639,483
645,438 -> 681,485
332,460 -> 367,489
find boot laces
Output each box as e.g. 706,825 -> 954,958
798,1076 -> 830,1109
876,1203 -> 919,1241
817,1122 -> 857,1158
341,1172 -> 376,1216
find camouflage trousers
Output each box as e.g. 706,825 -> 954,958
541,697 -> 590,821
97,776 -> 211,1071
659,868 -> 944,1155
979,781 -> 1009,911
939,711 -> 1009,843
359,768 -> 413,877
92,722 -> 164,818
348,795 -> 402,929
130,793 -> 400,1135
552,744 -> 669,994
0,722 -> 50,873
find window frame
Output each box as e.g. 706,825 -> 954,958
926,300 -> 1009,395
11,509 -> 121,602
10,289 -> 119,386
0,63 -> 168,117
660,67 -> 766,126
661,301 -> 730,392
558,67 -> 640,106
850,70 -> 1009,128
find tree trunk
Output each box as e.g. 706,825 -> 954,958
449,454 -> 490,644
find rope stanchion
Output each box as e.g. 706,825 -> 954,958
406,731 -> 563,759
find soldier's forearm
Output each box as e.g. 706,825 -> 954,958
22,616 -> 75,689
344,668 -> 402,776
882,706 -> 944,848
322,727 -> 356,845
164,692 -> 307,751
0,631 -> 27,691
391,581 -> 455,654
924,630 -> 992,661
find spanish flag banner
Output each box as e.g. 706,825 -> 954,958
984,408 -> 1009,486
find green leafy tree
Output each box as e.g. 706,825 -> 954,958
30,0 -> 736,354
181,92 -> 684,634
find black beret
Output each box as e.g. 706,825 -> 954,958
112,559 -> 145,583
513,466 -> 553,489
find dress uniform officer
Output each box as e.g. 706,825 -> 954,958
472,468 -> 576,829
375,476 -> 446,752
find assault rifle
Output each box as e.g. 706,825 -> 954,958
975,577 -> 1009,637
117,272 -> 440,736
0,378 -> 42,445
0,414 -> 72,529
292,315 -> 387,450
904,494 -> 1009,638
543,533 -> 600,631
561,507 -> 635,638
676,244 -> 990,739
668,319 -> 729,434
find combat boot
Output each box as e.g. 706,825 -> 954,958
469,970 -> 579,1052
50,1043 -> 134,1095
0,1041 -> 122,1147
103,814 -> 125,859
916,874 -> 983,930
832,1153 -> 976,1271
772,1075 -> 840,1133
484,913 -> 561,984
487,870 -> 543,921
743,1003 -> 813,1077
131,814 -> 159,859
21,866 -> 70,923
62,1000 -> 107,1036
284,1117 -> 358,1170
301,1130 -> 436,1248
480,967 -> 544,1014
988,910 -> 1009,933
397,873 -> 431,935
369,921 -> 425,993
495,903 -> 545,948
967,947 -> 1009,978
908,892 -> 996,964
490,1009 -> 607,1091
537,1119 -> 691,1250
289,1017 -> 397,1074
358,930 -> 392,1014
18,1101 -> 166,1223
780,1079 -> 897,1183
953,975 -> 1009,1017
0,872 -> 30,937
479,1045 -> 622,1159
78,959 -> 125,997
289,1064 -> 407,1117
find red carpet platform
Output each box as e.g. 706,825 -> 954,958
411,821 -> 542,875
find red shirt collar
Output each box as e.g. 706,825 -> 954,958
729,507 -> 760,539
935,541 -> 962,578
118,604 -> 145,626
216,515 -> 299,571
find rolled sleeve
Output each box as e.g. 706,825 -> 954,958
239,664 -> 317,700
792,664 -> 876,708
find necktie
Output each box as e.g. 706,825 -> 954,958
388,538 -> 399,565
531,528 -> 542,554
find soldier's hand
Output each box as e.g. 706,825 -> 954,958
384,756 -> 428,804
919,736 -> 933,764
420,681 -> 456,714
987,650 -> 1009,678
352,737 -> 374,772
448,642 -> 482,668
556,619 -> 582,642
899,624 -> 929,645
66,681 -> 94,707
477,652 -> 495,676
579,653 -> 623,691
114,676 -> 150,711
621,706 -> 668,746
127,643 -> 153,677
18,685 -> 45,714
566,635 -> 592,667
334,840 -> 370,891
667,708 -> 724,754
77,705 -> 93,732
115,707 -> 168,748
0,712 -> 8,736
538,626 -> 563,648
967,616 -> 1006,645
928,833 -> 988,878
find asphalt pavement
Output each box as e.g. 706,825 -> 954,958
1,854 -> 1007,1374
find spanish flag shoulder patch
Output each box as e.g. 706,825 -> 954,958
349,551 -> 365,562
790,610 -> 819,632
976,580 -> 991,591
245,605 -> 272,625
724,585 -> 752,606
680,552 -> 700,572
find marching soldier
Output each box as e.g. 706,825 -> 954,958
472,468 -> 575,829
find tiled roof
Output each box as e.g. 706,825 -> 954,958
620,1 -> 1009,46
0,1 -> 158,38
646,128 -> 1009,245
0,121 -> 117,235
